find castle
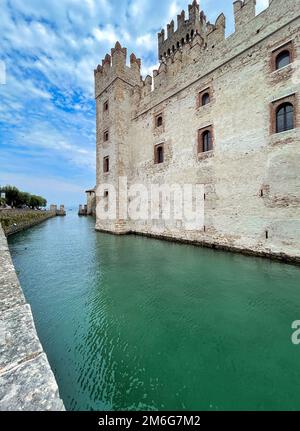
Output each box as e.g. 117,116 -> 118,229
94,0 -> 300,263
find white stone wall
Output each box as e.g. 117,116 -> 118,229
95,0 -> 300,262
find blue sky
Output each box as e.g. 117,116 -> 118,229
0,0 -> 268,206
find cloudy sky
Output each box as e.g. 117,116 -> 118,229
0,0 -> 268,206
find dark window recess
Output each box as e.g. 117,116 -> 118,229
202,131 -> 212,152
103,100 -> 109,112
276,50 -> 291,70
104,191 -> 109,198
186,34 -> 190,42
181,38 -> 184,46
202,92 -> 210,106
177,41 -> 180,49
265,231 -> 269,240
260,190 -> 264,197
155,145 -> 164,164
276,103 -> 294,133
167,49 -> 171,56
156,115 -> 163,128
103,157 -> 109,173
104,131 -> 109,141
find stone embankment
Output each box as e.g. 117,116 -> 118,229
0,209 -> 56,236
0,224 -> 65,411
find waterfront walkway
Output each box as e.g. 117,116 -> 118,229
0,225 -> 64,411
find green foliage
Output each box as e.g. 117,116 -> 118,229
0,185 -> 47,209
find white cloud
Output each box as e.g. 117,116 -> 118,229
136,34 -> 156,51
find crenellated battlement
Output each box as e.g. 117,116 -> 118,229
158,0 -> 207,60
94,41 -> 142,98
136,0 -> 292,107
94,0 -> 296,106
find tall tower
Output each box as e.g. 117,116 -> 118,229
94,42 -> 142,234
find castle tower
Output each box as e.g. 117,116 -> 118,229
94,42 -> 142,234
158,0 -> 206,60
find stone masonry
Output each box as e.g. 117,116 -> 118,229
0,225 -> 65,411
94,0 -> 300,263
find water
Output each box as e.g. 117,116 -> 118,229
8,213 -> 300,411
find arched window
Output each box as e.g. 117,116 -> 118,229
177,41 -> 180,49
181,38 -> 184,46
276,50 -> 291,70
191,29 -> 194,38
186,34 -> 190,42
156,115 -> 163,128
276,103 -> 294,133
202,130 -> 212,152
167,48 -> 171,56
202,92 -> 210,106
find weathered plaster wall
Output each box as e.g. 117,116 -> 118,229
95,0 -> 300,263
0,225 -> 65,411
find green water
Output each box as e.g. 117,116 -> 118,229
8,213 -> 300,411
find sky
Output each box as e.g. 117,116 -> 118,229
0,0 -> 269,207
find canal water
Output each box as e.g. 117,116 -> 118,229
8,213 -> 300,411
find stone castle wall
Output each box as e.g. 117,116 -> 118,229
94,0 -> 300,263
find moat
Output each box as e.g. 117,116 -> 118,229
8,213 -> 300,411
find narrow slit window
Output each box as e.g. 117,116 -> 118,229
103,100 -> 109,112
103,157 -> 109,173
104,131 -> 109,142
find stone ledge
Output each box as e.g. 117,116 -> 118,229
0,304 -> 43,373
0,225 -> 65,411
0,354 -> 65,411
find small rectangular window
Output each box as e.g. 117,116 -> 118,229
103,157 -> 109,173
155,144 -> 164,164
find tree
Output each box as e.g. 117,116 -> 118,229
0,185 -> 20,207
0,185 -> 47,208
18,192 -> 31,207
29,195 -> 47,209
